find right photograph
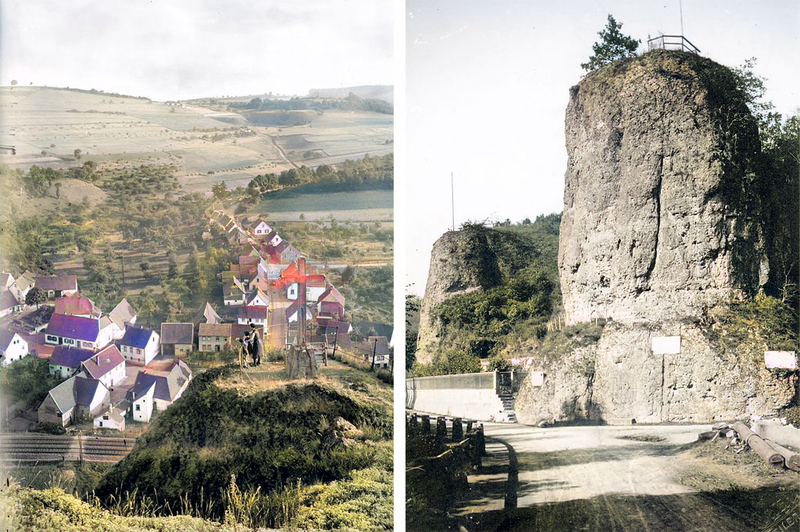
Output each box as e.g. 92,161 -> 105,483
404,2 -> 799,531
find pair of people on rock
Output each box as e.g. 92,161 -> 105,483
241,324 -> 262,366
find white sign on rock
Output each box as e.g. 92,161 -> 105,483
652,336 -> 681,355
764,351 -> 797,369
530,371 -> 545,387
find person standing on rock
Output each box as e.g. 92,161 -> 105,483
248,323 -> 262,366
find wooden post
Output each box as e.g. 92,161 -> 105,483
452,417 -> 463,441
435,417 -> 447,444
421,415 -> 430,434
763,440 -> 800,472
732,421 -> 784,467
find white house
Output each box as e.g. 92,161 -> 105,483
238,305 -> 268,327
119,325 -> 160,365
223,278 -> 247,306
38,376 -> 110,427
252,220 -> 272,236
0,272 -> 14,292
45,314 -> 113,351
0,291 -> 23,318
247,290 -> 269,307
0,329 -> 29,367
9,271 -> 35,302
78,345 -> 126,388
35,275 -> 79,299
108,298 -> 138,340
49,346 -> 96,379
129,379 -> 157,423
94,402 -> 128,431
128,361 -> 192,423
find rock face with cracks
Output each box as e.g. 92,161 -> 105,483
415,229 -> 503,365
520,51 -> 795,424
559,50 -> 766,326
418,51 -> 795,424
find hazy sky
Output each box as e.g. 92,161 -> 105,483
404,0 -> 800,296
0,0 -> 393,100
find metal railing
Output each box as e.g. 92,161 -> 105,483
647,34 -> 700,54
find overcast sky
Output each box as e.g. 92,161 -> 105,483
0,0 -> 393,100
404,0 -> 800,296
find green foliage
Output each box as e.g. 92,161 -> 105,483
4,486 -> 230,532
0,212 -> 99,274
346,264 -> 393,324
406,294 -> 422,370
0,356 -> 64,408
705,293 -> 798,354
294,468 -> 393,532
247,153 -> 393,194
415,217 -> 561,375
412,348 -> 481,377
431,266 -> 554,359
30,422 -> 67,435
94,371 -> 392,530
233,94 -> 393,115
211,181 -> 229,201
581,15 -> 640,72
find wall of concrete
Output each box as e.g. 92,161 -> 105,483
752,420 -> 800,449
406,372 -> 507,421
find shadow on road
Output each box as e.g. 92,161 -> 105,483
458,486 -> 798,532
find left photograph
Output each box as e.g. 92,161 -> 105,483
0,1 -> 394,531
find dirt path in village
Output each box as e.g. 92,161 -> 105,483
452,423 -> 798,532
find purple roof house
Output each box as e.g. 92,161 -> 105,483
46,313 -> 99,342
79,345 -> 126,387
0,290 -> 21,317
121,326 -> 155,348
49,345 -> 96,379
119,325 -> 160,365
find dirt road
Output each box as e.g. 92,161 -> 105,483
453,423 -> 798,532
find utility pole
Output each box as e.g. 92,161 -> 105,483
451,172 -> 455,231
120,254 -> 126,290
679,0 -> 684,36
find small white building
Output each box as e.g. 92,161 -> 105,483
119,326 -> 160,365
94,402 -> 128,431
252,220 -> 272,236
0,291 -> 23,318
108,298 -> 138,340
0,329 -> 29,367
38,376 -> 110,427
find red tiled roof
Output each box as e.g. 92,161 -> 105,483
54,294 -> 97,316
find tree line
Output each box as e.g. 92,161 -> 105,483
233,93 -> 392,115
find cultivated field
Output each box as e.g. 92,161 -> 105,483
253,188 -> 392,222
1,86 -> 393,192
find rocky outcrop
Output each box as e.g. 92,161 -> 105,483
514,346 -> 598,425
515,320 -> 797,424
421,51 -> 795,423
559,50 -> 766,325
415,227 -> 532,364
515,51 -> 796,424
591,322 -> 796,423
